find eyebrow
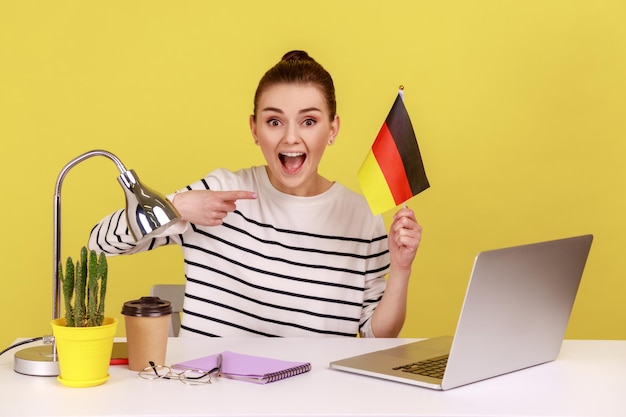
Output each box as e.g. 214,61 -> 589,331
260,106 -> 322,115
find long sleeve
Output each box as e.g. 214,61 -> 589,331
88,207 -> 188,256
357,219 -> 390,338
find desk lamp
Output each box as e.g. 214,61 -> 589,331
13,149 -> 181,376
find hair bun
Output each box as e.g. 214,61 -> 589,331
281,50 -> 314,62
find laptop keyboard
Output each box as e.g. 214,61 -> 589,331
393,355 -> 449,379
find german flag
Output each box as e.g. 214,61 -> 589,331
358,92 -> 429,215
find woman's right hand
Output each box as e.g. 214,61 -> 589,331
172,190 -> 258,226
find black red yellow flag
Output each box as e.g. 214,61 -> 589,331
358,91 -> 430,214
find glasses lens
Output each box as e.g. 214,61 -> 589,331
179,369 -> 212,385
139,364 -> 171,380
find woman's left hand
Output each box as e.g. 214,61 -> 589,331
388,206 -> 422,270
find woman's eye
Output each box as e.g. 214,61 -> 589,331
303,118 -> 316,126
268,118 -> 281,127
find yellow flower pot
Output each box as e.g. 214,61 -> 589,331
51,317 -> 118,387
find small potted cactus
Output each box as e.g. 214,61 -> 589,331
59,247 -> 108,327
51,246 -> 118,387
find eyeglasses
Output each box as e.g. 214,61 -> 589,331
139,357 -> 221,385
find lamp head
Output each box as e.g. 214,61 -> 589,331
118,169 -> 181,241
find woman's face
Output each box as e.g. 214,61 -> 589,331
250,83 -> 340,197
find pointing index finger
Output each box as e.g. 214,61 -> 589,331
219,190 -> 258,202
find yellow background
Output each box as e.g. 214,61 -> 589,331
1,1 -> 625,349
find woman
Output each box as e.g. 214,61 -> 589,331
89,50 -> 422,338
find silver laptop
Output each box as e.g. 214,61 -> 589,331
330,234 -> 593,390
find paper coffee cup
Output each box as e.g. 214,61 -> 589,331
122,296 -> 173,371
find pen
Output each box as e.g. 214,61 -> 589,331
216,353 -> 222,377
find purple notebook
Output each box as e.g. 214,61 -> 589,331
173,351 -> 311,384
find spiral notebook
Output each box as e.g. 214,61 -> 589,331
173,351 -> 311,384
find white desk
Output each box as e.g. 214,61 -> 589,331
1,338 -> 624,417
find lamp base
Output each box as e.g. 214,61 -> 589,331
14,345 -> 59,376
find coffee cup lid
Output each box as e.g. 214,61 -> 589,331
121,296 -> 173,317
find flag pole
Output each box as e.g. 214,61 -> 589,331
399,85 -> 407,209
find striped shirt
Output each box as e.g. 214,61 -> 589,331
89,166 -> 390,337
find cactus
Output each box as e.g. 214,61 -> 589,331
59,258 -> 75,327
58,246 -> 108,327
87,250 -> 98,326
78,246 -> 88,322
96,252 -> 107,326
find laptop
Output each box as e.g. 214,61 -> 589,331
330,234 -> 593,390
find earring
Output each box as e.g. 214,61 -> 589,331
328,139 -> 335,146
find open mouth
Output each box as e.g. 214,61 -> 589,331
279,152 -> 306,173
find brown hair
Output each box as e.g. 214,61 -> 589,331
252,50 -> 336,121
